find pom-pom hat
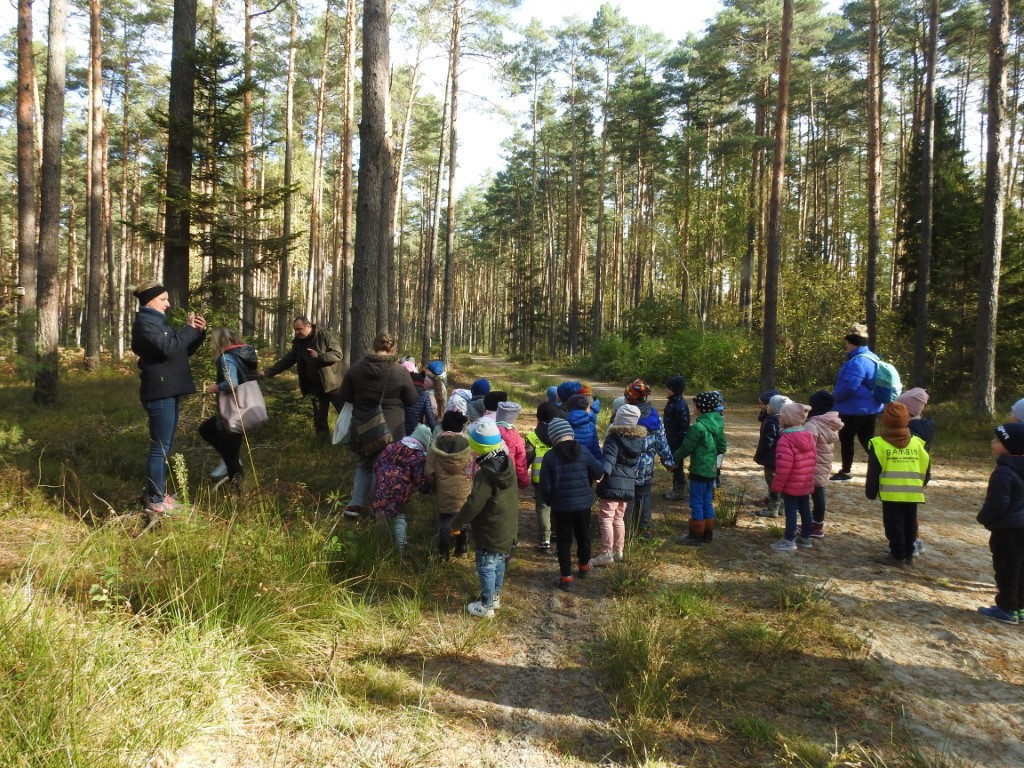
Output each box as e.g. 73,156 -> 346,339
468,419 -> 504,455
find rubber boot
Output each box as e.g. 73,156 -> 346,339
677,519 -> 705,546
703,518 -> 714,543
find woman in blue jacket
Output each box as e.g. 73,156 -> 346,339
831,323 -> 883,481
130,280 -> 206,516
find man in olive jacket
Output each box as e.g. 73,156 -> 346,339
263,316 -> 344,437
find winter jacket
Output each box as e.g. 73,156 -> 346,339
372,438 -> 429,520
833,346 -> 884,416
539,440 -> 603,513
908,417 -> 936,453
131,307 -> 206,402
754,414 -> 782,470
264,325 -> 344,395
597,425 -> 646,500
452,450 -> 519,552
977,456 -> 1024,531
338,352 -> 419,441
566,406 -> 602,461
497,423 -> 531,489
804,411 -> 844,487
673,411 -> 726,482
663,395 -> 691,450
465,396 -> 487,421
770,428 -> 817,496
635,403 -> 676,486
425,432 -> 474,514
405,386 -> 439,436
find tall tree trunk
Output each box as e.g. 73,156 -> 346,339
33,0 -> 68,404
340,0 -> 356,362
279,6 -> 296,354
912,0 -> 938,385
84,0 -> 105,369
759,0 -> 793,392
305,5 -> 331,322
16,0 -> 37,357
352,0 -> 394,352
440,0 -> 461,367
241,0 -> 255,336
972,0 -> 1009,414
865,0 -> 882,346
164,0 -> 198,306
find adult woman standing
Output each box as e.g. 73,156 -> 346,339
130,280 -> 207,515
199,328 -> 259,489
831,323 -> 883,481
339,332 -> 418,518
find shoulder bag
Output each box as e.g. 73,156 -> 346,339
354,376 -> 393,456
219,380 -> 269,434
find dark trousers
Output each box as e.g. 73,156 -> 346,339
881,501 -> 917,561
198,416 -> 244,478
990,528 -> 1024,613
838,413 -> 877,473
554,508 -> 592,578
312,387 -> 346,434
811,485 -> 826,523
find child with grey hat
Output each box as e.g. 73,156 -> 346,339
593,404 -> 646,566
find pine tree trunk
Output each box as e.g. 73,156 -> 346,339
440,0 -> 461,367
865,0 -> 882,347
279,6 -> 296,355
16,0 -> 37,357
340,0 -> 356,362
305,5 -> 332,323
84,0 -> 105,369
913,0 -> 938,385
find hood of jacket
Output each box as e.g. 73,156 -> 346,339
224,344 -> 258,371
429,433 -> 473,471
637,402 -> 662,431
565,408 -> 593,428
998,455 -> 1024,481
607,424 -> 647,441
553,440 -> 581,462
358,351 -> 400,384
476,450 -> 515,488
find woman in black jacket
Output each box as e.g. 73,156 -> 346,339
130,280 -> 206,516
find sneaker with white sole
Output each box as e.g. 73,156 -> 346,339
591,551 -> 615,567
613,551 -> 624,563
795,535 -> 813,549
209,460 -> 228,479
343,505 -> 362,519
913,539 -> 925,556
829,472 -> 854,482
466,601 -> 494,618
770,538 -> 797,552
978,605 -> 1018,625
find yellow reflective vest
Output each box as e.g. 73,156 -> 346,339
869,435 -> 929,503
525,430 -> 551,484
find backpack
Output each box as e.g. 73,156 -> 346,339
866,353 -> 902,404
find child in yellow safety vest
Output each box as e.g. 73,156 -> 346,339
525,401 -> 563,553
866,402 -> 931,568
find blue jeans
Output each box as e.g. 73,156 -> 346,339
689,479 -> 715,521
783,493 -> 812,540
475,549 -> 506,609
630,482 -> 653,531
348,457 -> 375,508
143,397 -> 180,502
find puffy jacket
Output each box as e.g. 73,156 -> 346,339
131,307 -> 206,402
452,451 -> 519,552
834,346 -> 884,416
425,432 -> 474,514
673,412 -> 726,482
264,325 -> 344,395
372,438 -> 429,519
338,352 -> 418,441
497,423 -> 531,489
539,440 -> 603,513
597,425 -> 645,500
566,407 -> 602,461
663,395 -> 691,450
754,414 -> 782,469
635,403 -> 676,486
804,411 -> 844,487
977,456 -> 1024,530
771,428 -> 817,496
909,417 -> 936,453
405,386 -> 438,436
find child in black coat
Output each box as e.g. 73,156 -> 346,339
593,404 -> 645,566
977,424 -> 1024,624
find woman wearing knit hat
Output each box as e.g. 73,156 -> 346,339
976,423 -> 1024,623
866,402 -> 931,568
539,417 -> 604,590
672,392 -> 727,545
831,323 -> 886,481
451,419 -> 519,618
130,279 -> 207,521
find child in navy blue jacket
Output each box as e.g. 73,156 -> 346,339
540,418 -> 603,591
663,375 -> 690,500
977,424 -> 1024,624
754,393 -> 790,518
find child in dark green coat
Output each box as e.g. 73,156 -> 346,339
673,391 -> 727,545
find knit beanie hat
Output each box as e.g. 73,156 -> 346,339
410,424 -> 433,449
471,378 -> 491,397
693,391 -> 718,413
624,379 -> 650,404
556,381 -> 583,403
468,419 -> 503,455
547,418 -> 575,444
537,402 -> 561,423
759,388 -> 780,405
779,402 -> 811,428
566,393 -> 591,412
845,322 -> 869,347
611,395 -> 626,414
1011,398 -> 1024,422
399,356 -> 417,374
768,394 -> 792,414
613,403 -> 641,427
426,360 -> 445,376
995,423 -> 1024,455
546,386 -> 559,403
445,389 -> 471,414
440,410 -> 468,433
896,387 -> 929,419
808,390 -> 835,417
483,391 -> 508,412
710,391 -> 725,412
666,375 -> 687,396
496,401 -> 521,424
880,402 -> 911,449
134,282 -> 166,306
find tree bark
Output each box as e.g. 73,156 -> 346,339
16,0 -> 37,357
84,0 -> 105,369
865,0 -> 882,347
279,6 -> 296,355
440,0 -> 461,367
340,0 -> 356,362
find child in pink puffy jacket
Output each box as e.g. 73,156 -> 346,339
804,390 -> 844,539
769,402 -> 816,552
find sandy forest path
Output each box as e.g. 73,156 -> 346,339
429,355 -> 1024,768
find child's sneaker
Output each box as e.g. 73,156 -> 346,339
578,564 -> 591,579
558,576 -> 573,591
537,541 -> 551,553
809,522 -> 825,539
343,505 -> 362,519
795,535 -> 813,549
978,605 -> 1018,625
613,551 -> 624,563
466,601 -> 494,618
490,595 -> 501,610
142,497 -> 167,515
591,551 -> 615,567
770,538 -> 797,552
913,539 -> 925,556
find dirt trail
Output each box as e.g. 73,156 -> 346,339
433,355 -> 1024,767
